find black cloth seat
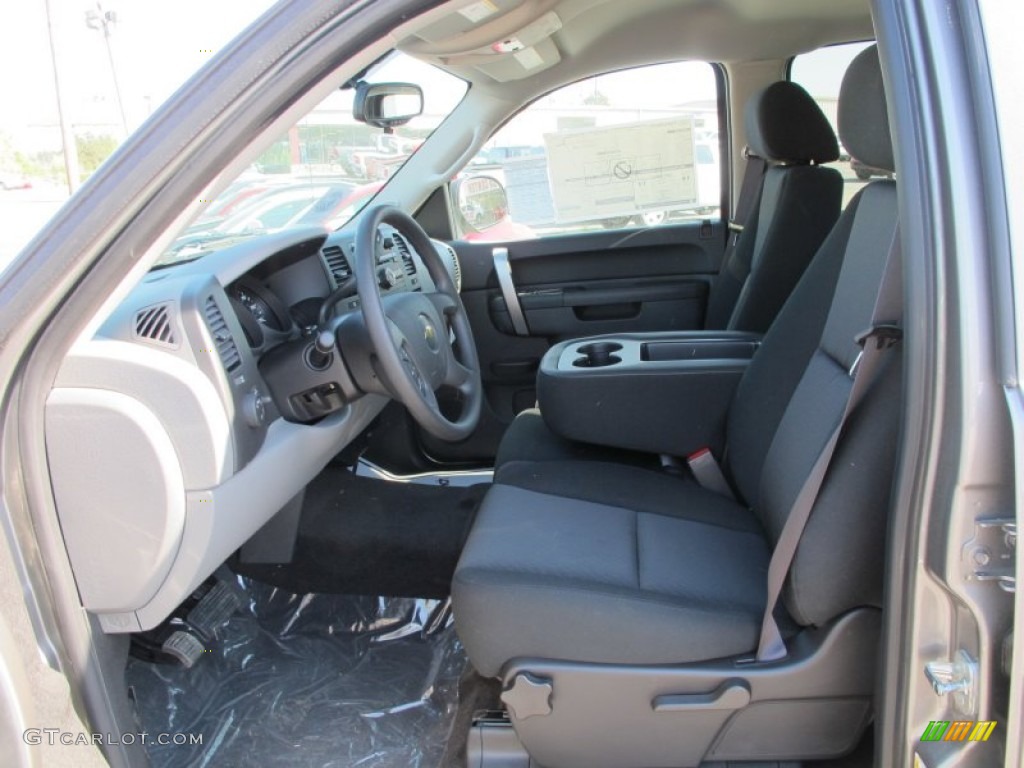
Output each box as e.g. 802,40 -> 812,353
494,409 -> 660,471
704,80 -> 843,332
453,46 -> 900,679
455,480 -> 776,677
497,80 -> 843,471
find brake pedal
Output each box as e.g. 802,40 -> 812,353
187,580 -> 241,640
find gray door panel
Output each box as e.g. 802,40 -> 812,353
421,221 -> 724,463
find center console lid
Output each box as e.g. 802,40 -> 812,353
537,331 -> 761,457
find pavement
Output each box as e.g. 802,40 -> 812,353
0,183 -> 68,275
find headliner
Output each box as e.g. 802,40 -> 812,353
399,0 -> 873,98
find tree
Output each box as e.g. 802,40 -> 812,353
0,132 -> 16,172
76,133 -> 119,175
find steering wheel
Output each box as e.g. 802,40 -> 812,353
355,205 -> 482,441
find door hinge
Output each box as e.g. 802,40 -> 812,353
965,517 -> 1016,593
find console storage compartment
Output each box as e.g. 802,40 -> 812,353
537,331 -> 761,457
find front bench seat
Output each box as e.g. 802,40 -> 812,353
495,80 -> 842,471
452,46 -> 898,767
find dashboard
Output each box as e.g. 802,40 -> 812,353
44,224 -> 462,634
224,226 -> 459,351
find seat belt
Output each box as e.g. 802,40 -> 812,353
723,150 -> 767,270
756,228 -> 903,662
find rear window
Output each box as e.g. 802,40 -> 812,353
790,41 -> 882,207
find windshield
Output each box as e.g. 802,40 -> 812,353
156,52 -> 467,267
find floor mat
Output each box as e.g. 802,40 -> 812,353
235,465 -> 488,598
126,576 -> 466,768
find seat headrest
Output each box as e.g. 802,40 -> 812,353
744,81 -> 839,164
838,44 -> 894,173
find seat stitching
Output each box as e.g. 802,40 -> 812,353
633,511 -> 641,591
491,475 -> 763,534
454,569 -> 766,617
482,488 -> 769,552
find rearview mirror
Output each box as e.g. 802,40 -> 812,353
353,82 -> 424,129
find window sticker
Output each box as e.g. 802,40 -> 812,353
543,117 -> 697,224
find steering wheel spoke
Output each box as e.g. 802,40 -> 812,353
444,357 -> 475,393
398,342 -> 434,398
427,291 -> 459,317
386,315 -> 410,350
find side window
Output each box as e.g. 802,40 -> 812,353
790,41 -> 883,207
452,61 -> 721,242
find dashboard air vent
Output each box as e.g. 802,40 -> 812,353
203,296 -> 241,372
321,245 -> 352,287
392,233 -> 417,276
133,303 -> 177,347
445,244 -> 462,293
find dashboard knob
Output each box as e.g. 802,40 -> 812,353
307,330 -> 335,370
314,330 -> 335,355
379,264 -> 404,290
242,388 -> 266,428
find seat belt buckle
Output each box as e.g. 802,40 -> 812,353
849,324 -> 903,377
686,448 -> 735,500
854,324 -> 903,350
726,221 -> 743,247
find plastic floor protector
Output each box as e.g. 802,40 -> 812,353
126,576 -> 466,767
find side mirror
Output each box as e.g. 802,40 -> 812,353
451,176 -> 509,232
353,82 -> 424,129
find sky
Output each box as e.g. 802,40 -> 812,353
1,0 -> 276,149
0,1 -> 865,156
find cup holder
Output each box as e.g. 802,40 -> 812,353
572,341 -> 623,368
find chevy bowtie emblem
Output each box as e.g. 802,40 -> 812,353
420,315 -> 440,350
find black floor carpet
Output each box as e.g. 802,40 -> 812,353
235,465 -> 488,598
